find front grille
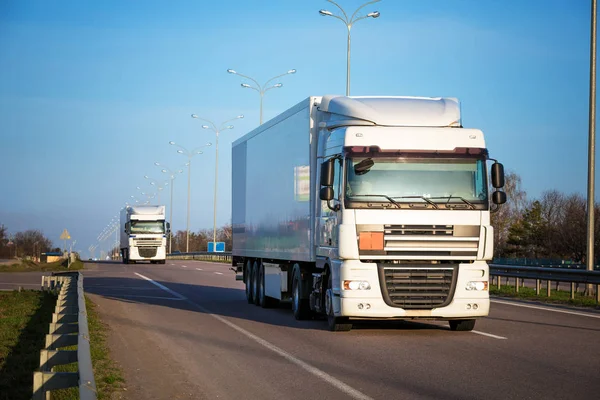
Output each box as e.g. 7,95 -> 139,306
134,238 -> 163,247
379,224 -> 479,259
378,265 -> 457,309
138,247 -> 158,258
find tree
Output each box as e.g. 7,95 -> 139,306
507,201 -> 547,258
13,230 -> 53,259
491,171 -> 527,257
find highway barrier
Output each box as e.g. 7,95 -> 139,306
490,264 -> 600,302
33,272 -> 97,399
167,251 -> 232,263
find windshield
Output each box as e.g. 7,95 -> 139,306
130,220 -> 165,234
345,156 -> 488,208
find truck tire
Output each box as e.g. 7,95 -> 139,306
258,263 -> 278,308
252,260 -> 260,306
292,267 -> 311,320
245,259 -> 254,304
449,319 -> 476,331
326,273 -> 352,332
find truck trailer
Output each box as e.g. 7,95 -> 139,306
231,95 -> 506,332
120,205 -> 169,264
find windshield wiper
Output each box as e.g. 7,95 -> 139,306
349,194 -> 401,208
430,195 -> 476,210
394,196 -> 439,209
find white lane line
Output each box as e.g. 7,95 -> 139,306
214,272 -> 223,275
196,268 -> 203,271
140,277 -> 373,400
170,263 -> 176,266
491,299 -> 600,319
111,294 -> 184,301
471,330 -> 507,340
182,265 -> 188,268
134,273 -> 187,300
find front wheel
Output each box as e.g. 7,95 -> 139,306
449,319 -> 476,331
326,273 -> 352,332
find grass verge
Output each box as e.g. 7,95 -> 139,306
490,284 -> 600,309
0,259 -> 84,273
0,290 -> 56,400
0,291 -> 125,400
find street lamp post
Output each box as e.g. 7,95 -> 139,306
155,162 -> 184,254
144,175 -> 169,204
169,141 -> 212,253
319,0 -> 380,96
226,69 -> 295,124
191,114 -> 243,251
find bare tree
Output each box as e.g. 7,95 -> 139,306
491,171 -> 527,257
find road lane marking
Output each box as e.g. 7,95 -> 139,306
214,272 -> 223,275
140,277 -> 374,400
491,299 -> 600,319
170,263 -> 176,266
471,330 -> 507,340
134,273 -> 187,300
196,268 -> 203,271
182,265 -> 188,268
0,283 -> 39,286
112,294 -> 184,301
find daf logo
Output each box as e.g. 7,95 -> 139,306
356,133 -> 363,137
469,135 -> 476,139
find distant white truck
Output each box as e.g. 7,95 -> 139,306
120,205 -> 169,264
231,95 -> 506,332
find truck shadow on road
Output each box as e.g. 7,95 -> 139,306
82,275 -> 452,333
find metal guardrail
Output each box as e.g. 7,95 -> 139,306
490,264 -> 600,302
167,251 -> 232,263
33,272 -> 97,399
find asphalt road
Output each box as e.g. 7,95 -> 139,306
2,260 -> 600,399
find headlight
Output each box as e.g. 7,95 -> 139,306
344,280 -> 371,290
466,281 -> 488,291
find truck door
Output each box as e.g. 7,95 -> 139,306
318,157 -> 342,250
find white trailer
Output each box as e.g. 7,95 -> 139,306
231,95 -> 506,332
120,205 -> 169,264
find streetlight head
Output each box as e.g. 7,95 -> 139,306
161,169 -> 167,173
150,182 -> 156,185
144,175 -> 149,179
227,69 -> 237,74
169,141 -> 176,145
136,186 -> 141,190
154,162 -> 161,166
368,11 -> 380,18
177,169 -> 184,173
319,9 -> 333,16
226,125 -> 234,129
287,69 -> 296,74
196,151 -> 203,155
202,125 -> 210,129
177,150 -> 184,154
237,115 -> 244,119
206,142 -> 212,146
241,83 -> 251,88
274,83 -> 283,88
191,114 -> 198,118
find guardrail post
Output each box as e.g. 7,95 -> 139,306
515,277 -> 519,293
571,282 -> 575,300
597,285 -> 600,303
547,280 -> 551,297
497,275 -> 500,290
536,279 -> 541,295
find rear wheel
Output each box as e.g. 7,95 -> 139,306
258,263 -> 278,308
326,273 -> 352,332
245,260 -> 254,304
449,319 -> 476,331
252,261 -> 260,305
292,267 -> 312,320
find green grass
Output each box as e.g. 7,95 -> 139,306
0,290 -> 57,400
490,284 -> 600,309
0,291 -> 125,400
0,259 -> 84,273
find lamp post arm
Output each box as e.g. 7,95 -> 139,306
264,84 -> 282,93
263,72 -> 292,88
349,0 -> 380,23
326,0 -> 349,22
170,142 -> 190,156
192,115 -> 218,131
219,116 -> 242,130
231,71 -> 263,91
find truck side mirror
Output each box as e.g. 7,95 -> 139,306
492,190 -> 507,205
320,159 -> 334,187
491,162 -> 505,188
320,187 -> 334,201
166,222 -> 171,233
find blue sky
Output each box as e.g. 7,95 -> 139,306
0,0 -> 593,257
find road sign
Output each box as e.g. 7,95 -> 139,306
60,229 -> 71,240
208,242 -> 225,253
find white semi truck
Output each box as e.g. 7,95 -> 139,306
120,205 -> 169,264
231,95 -> 506,332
